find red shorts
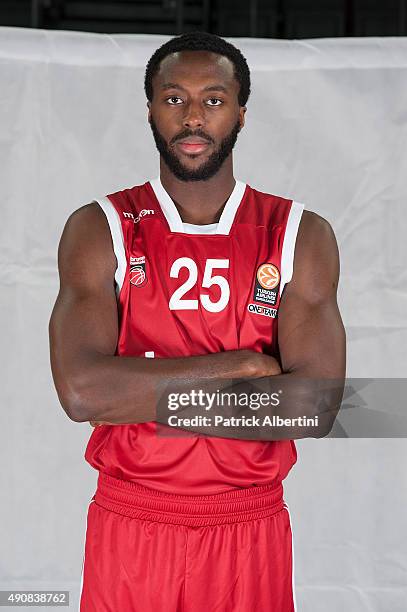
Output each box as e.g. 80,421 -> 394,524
79,473 -> 296,611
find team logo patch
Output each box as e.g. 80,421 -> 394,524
130,256 -> 147,287
253,263 -> 280,306
247,303 -> 278,318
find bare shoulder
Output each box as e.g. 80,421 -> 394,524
58,201 -> 116,290
64,201 -> 110,237
297,209 -> 337,243
295,210 -> 339,261
61,201 -> 113,252
288,209 -> 340,303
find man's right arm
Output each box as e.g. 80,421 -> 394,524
48,203 -> 280,424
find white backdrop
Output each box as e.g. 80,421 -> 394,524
0,27 -> 406,611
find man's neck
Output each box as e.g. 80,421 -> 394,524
159,159 -> 236,225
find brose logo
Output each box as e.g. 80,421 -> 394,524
247,303 -> 278,318
123,209 -> 155,224
130,255 -> 148,287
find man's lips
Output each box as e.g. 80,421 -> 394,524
175,137 -> 211,154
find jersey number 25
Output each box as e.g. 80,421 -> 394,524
169,257 -> 230,313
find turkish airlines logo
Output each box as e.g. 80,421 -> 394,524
256,263 -> 280,290
123,209 -> 155,224
253,262 -> 280,307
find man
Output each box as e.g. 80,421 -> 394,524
49,31 -> 345,611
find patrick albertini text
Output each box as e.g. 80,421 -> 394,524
166,390 -> 319,429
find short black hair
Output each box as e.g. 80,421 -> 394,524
144,31 -> 251,107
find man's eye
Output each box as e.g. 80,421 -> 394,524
166,96 -> 183,105
207,98 -> 223,106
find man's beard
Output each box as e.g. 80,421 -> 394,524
149,117 -> 241,182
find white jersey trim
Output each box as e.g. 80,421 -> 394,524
95,197 -> 127,297
149,176 -> 246,235
216,180 -> 247,235
78,497 -> 95,611
283,502 -> 298,612
279,201 -> 304,297
182,222 -> 218,235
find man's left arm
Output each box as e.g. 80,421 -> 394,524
270,210 -> 346,437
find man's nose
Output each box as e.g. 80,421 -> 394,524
183,101 -> 205,129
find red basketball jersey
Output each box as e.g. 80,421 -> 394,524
84,177 -> 304,494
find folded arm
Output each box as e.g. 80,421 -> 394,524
49,203 -> 282,425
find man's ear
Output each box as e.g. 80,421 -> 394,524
239,106 -> 247,131
147,101 -> 151,123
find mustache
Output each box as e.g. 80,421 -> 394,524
171,130 -> 214,145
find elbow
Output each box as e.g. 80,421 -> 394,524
66,402 -> 90,423
309,422 -> 333,439
51,362 -> 95,423
52,375 -> 93,423
49,338 -> 99,423
308,403 -> 340,439
308,378 -> 345,438
58,389 -> 91,423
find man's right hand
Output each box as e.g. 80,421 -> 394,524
242,351 -> 282,378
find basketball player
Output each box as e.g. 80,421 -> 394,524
49,32 -> 345,611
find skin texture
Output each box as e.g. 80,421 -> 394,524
49,50 -> 346,439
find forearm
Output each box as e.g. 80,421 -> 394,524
68,350 -> 268,423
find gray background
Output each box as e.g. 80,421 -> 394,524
0,28 -> 406,611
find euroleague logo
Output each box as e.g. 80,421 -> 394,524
256,263 -> 280,290
252,262 -> 280,307
130,255 -> 147,287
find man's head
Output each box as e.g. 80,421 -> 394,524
144,31 -> 251,182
